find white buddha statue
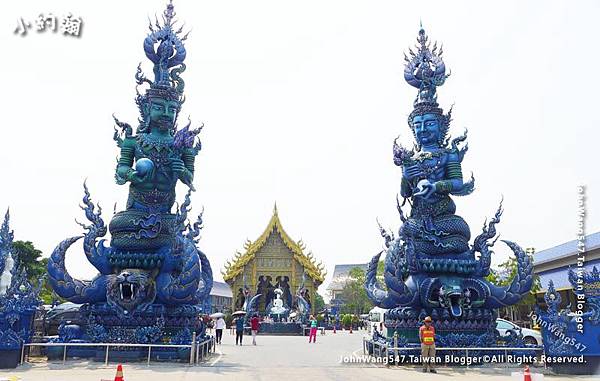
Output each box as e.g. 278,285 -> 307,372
0,253 -> 15,296
270,288 -> 288,316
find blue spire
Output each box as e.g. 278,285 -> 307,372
403,26 -> 449,107
136,0 -> 189,100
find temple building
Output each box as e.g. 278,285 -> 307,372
209,281 -> 233,314
222,205 -> 326,315
326,263 -> 368,315
534,231 -> 600,306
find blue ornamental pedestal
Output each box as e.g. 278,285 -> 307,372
255,322 -> 304,336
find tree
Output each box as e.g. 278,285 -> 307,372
377,260 -> 387,290
341,314 -> 353,328
12,241 -> 44,279
12,240 -> 61,304
486,256 -> 541,323
339,267 -> 373,316
313,292 -> 325,313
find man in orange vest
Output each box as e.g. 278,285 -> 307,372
419,316 -> 437,373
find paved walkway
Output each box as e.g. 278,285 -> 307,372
1,330 -> 599,380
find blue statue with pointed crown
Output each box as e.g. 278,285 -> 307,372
0,211 -> 42,368
46,1 -> 213,356
365,27 -> 534,347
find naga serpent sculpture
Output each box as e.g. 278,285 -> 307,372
48,185 -> 212,314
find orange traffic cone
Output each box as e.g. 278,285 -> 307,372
333,324 -> 336,334
523,365 -> 532,381
114,364 -> 124,381
349,325 -> 353,334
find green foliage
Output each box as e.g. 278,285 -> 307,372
486,256 -> 541,308
377,260 -> 387,289
313,292 -> 325,312
341,314 -> 353,327
12,240 -> 62,304
12,241 -> 44,278
348,267 -> 365,280
224,313 -> 233,328
340,266 -> 374,315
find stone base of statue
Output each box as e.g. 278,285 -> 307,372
90,347 -> 190,362
46,344 -> 97,360
0,308 -> 37,363
49,302 -> 206,362
57,303 -> 203,338
0,349 -> 21,369
46,345 -> 190,362
385,307 -> 497,345
81,303 -> 204,343
253,322 -> 303,336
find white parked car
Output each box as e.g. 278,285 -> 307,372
496,318 -> 543,346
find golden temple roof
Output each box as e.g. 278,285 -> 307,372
221,204 -> 326,284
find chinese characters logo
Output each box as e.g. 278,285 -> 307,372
14,13 -> 83,37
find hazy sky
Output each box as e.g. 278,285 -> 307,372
1,0 -> 598,298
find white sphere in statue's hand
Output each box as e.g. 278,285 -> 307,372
414,179 -> 432,197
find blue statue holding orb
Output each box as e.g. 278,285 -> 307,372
365,27 -> 534,346
47,1 -> 213,354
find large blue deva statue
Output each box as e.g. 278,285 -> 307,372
365,27 -> 533,346
47,1 -> 213,348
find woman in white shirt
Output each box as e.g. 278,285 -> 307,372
215,317 -> 226,344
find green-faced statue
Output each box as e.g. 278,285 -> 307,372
114,84 -> 200,214
109,27 -> 202,251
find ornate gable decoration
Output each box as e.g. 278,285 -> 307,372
222,205 -> 326,284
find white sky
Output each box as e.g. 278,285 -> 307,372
1,0 -> 599,299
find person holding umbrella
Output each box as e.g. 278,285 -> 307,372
232,310 -> 246,345
211,313 -> 226,344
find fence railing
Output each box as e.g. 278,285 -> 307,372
362,337 -> 545,369
21,335 -> 216,367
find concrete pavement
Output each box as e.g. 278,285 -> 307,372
1,329 -> 598,381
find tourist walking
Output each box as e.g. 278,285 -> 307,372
250,314 -> 260,345
419,316 -> 436,373
235,316 -> 245,345
308,315 -> 318,343
215,316 -> 226,344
